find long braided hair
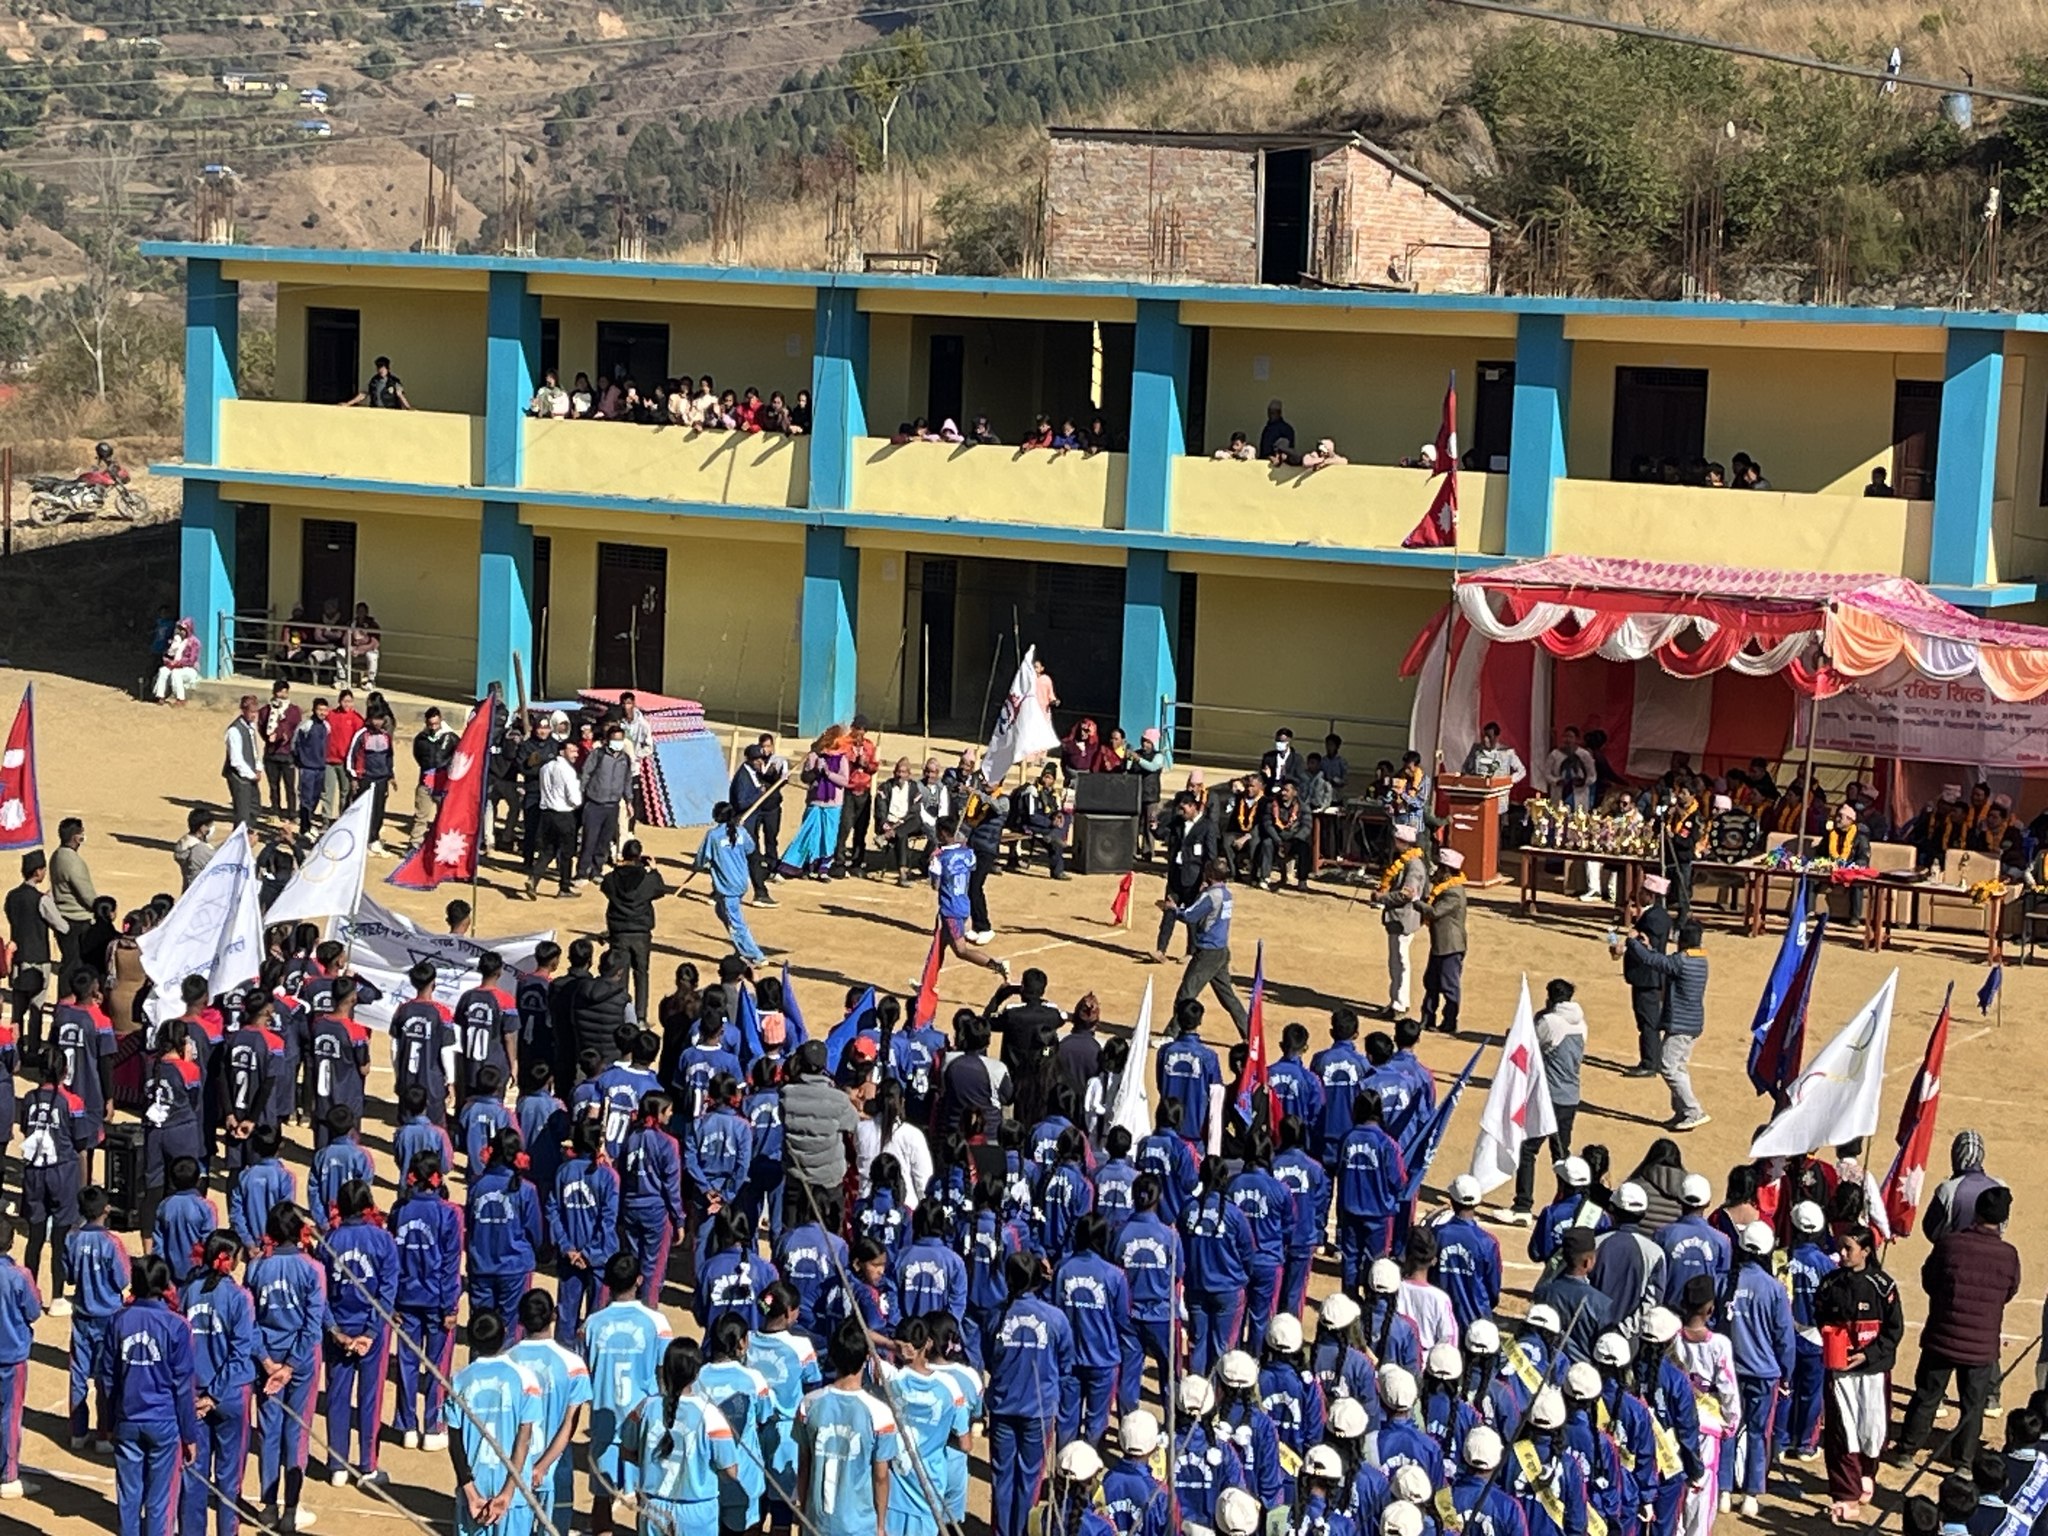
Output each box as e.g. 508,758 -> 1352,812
655,1337 -> 705,1459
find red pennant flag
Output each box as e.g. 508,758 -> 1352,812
0,686 -> 43,853
1881,984 -> 1952,1238
1110,871 -> 1134,927
388,693 -> 497,890
910,924 -> 945,1030
1232,941 -> 1280,1131
1401,375 -> 1460,550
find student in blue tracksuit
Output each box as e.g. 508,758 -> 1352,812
1270,1024 -> 1326,1154
1375,1364 -> 1446,1489
467,1126 -> 544,1340
152,1155 -> 218,1289
1779,1200 -> 1836,1460
246,1202 -> 327,1530
1363,1259 -> 1423,1376
0,1215 -> 43,1498
1102,1411 -> 1173,1536
320,1180 -> 400,1486
1180,1155 -> 1254,1376
103,1252 -> 201,1536
1135,1098 -> 1199,1228
1171,1375 -> 1246,1532
1054,1211 -> 1137,1444
738,1058 -> 786,1239
1112,1174 -> 1183,1411
891,1000 -> 950,1127
515,1059 -> 569,1206
695,1209 -> 779,1334
618,1093 -> 687,1309
675,1012 -> 744,1124
1561,1362 -> 1631,1536
180,1231 -> 259,1536
1531,1157 -> 1608,1270
18,1051 -> 93,1307
391,1151 -> 464,1449
1217,1348 -> 1286,1509
775,1196 -> 851,1352
1275,1115 -> 1330,1317
1633,1309 -> 1703,1536
506,1289 -> 594,1536
895,1201 -> 967,1328
65,1185 -> 129,1448
986,1252 -> 1079,1536
1091,1127 -> 1140,1246
1335,1090 -> 1408,1291
1507,1389 -> 1589,1536
1720,1221 -> 1794,1508
821,1237 -> 899,1346
1423,1345 -> 1483,1481
1027,1081 -> 1085,1193
588,1029 -> 661,1160
688,1074 -> 753,1236
392,1085 -> 456,1201
1258,1313 -> 1327,1484
1229,1132 -> 1294,1345
1443,1428 -> 1530,1536
446,1310 -> 543,1536
458,1065 -> 515,1184
310,1106 -> 373,1223
1310,1293 -> 1379,1417
230,1125 -> 299,1253
1155,1000 -> 1222,1153
549,1118 -> 620,1343
1655,1177 -> 1729,1305
582,1251 -> 675,1536
747,1281 -> 823,1534
1310,1010 -> 1371,1234
1039,1128 -> 1095,1263
1431,1175 -> 1504,1331
1376,1018 -> 1439,1171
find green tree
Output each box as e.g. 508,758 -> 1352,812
848,29 -> 930,170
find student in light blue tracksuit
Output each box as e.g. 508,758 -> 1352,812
0,1215 -> 44,1497
1054,1212 -> 1137,1444
746,1281 -> 822,1535
65,1185 -> 129,1448
1720,1222 -> 1795,1503
466,1126 -> 544,1341
181,1230 -> 259,1536
391,1150 -> 465,1446
229,1125 -> 298,1253
985,1252 -> 1079,1536
547,1118 -> 619,1343
246,1203 -> 327,1530
321,1180 -> 400,1484
618,1093 -> 688,1309
1112,1175 -> 1183,1412
103,1253 -> 201,1536
152,1155 -> 218,1291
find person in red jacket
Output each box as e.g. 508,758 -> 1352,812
322,686 -> 365,822
1894,1186 -> 2023,1470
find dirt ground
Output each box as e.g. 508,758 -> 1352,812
4,665 -> 2043,1534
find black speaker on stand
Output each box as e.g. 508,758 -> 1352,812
102,1122 -> 146,1231
1073,812 -> 1138,875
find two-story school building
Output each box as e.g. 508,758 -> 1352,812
146,239 -> 2048,763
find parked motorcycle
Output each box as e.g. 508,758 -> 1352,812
27,441 -> 147,525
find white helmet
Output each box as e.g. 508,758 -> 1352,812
1267,1314 -> 1304,1353
1368,1258 -> 1401,1295
1449,1173 -> 1482,1207
1391,1464 -> 1433,1505
1463,1425 -> 1505,1471
1056,1441 -> 1104,1481
1740,1220 -> 1775,1257
1381,1503 -> 1424,1536
1465,1318 -> 1501,1355
1613,1182 -> 1649,1215
1592,1332 -> 1633,1370
1218,1488 -> 1262,1536
1328,1396 -> 1370,1440
1426,1343 -> 1463,1381
1304,1444 -> 1345,1482
1644,1307 -> 1682,1345
1792,1200 -> 1826,1235
1555,1155 -> 1591,1188
1321,1293 -> 1362,1331
1120,1410 -> 1161,1457
1565,1362 -> 1602,1401
1529,1384 -> 1567,1430
1179,1375 -> 1215,1416
1378,1364 -> 1418,1414
1524,1303 -> 1562,1336
1219,1350 -> 1259,1389
1679,1172 -> 1713,1208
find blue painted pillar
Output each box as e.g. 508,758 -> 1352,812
180,481 -> 236,679
1121,548 -> 1178,742
184,256 -> 238,464
799,526 -> 860,733
485,270 -> 540,489
809,288 -> 869,511
478,500 -> 533,698
1506,313 -> 1571,557
1929,329 -> 2005,589
1125,299 -> 1189,534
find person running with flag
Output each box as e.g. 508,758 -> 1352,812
929,818 -> 1009,982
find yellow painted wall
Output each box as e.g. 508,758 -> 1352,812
537,297 -> 813,399
273,284 -> 489,413
523,420 -> 808,507
1172,459 -> 1503,552
1187,567 -> 1436,763
1204,328 -> 1498,464
853,547 -> 912,729
1551,480 -> 1933,577
865,316 -> 1103,440
850,437 -> 1128,530
1566,342 -> 1941,493
220,399 -> 483,486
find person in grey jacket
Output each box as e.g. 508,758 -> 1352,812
780,1039 -> 859,1216
1418,847 -> 1469,1035
1922,1130 -> 2006,1241
49,816 -> 96,973
1617,918 -> 1710,1132
576,722 -> 636,880
1376,823 -> 1429,1020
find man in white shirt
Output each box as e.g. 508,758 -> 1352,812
874,758 -> 921,885
1463,721 -> 1527,786
616,691 -> 655,836
1395,1236 -> 1460,1353
528,733 -> 583,898
222,693 -> 263,829
1542,725 -> 1597,811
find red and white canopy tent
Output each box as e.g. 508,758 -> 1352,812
1402,556 -> 2048,790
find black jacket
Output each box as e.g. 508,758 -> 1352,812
1815,1261 -> 1906,1376
1162,815 -> 1214,897
1625,903 -> 1673,990
571,974 -> 632,1062
600,864 -> 668,935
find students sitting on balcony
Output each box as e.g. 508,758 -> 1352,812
1865,467 -> 1895,497
937,418 -> 964,443
664,379 -> 691,424
528,369 -> 569,418
715,387 -> 741,428
1301,438 -> 1348,471
1080,415 -> 1116,454
1258,398 -> 1295,460
342,355 -> 411,409
1051,418 -> 1083,453
1734,458 -> 1771,490
1266,435 -> 1296,467
967,414 -> 997,445
691,376 -> 718,426
761,391 -> 793,434
736,388 -> 765,432
348,603 -> 381,687
569,372 -> 595,417
1213,432 -> 1255,461
1022,415 -> 1055,449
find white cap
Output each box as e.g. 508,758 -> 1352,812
1555,1155 -> 1590,1188
1368,1258 -> 1401,1295
1304,1445 -> 1345,1482
1426,1343 -> 1463,1380
1463,1425 -> 1504,1471
1378,1364 -> 1418,1413
1529,1385 -> 1567,1430
1218,1488 -> 1262,1536
1565,1362 -> 1603,1401
1179,1375 -> 1215,1416
1593,1332 -> 1633,1369
1391,1465 -> 1432,1505
1321,1293 -> 1361,1331
1466,1318 -> 1501,1354
1437,847 -> 1465,870
1266,1314 -> 1303,1353
1740,1220 -> 1776,1257
1792,1200 -> 1826,1235
1056,1442 -> 1104,1481
1394,824 -> 1418,845
1219,1350 -> 1259,1389
1328,1396 -> 1369,1440
1120,1410 -> 1161,1457
1449,1174 -> 1482,1207
1642,874 -> 1670,895
549,709 -> 571,730
1381,1502 -> 1424,1536
1524,1303 -> 1562,1335
1644,1307 -> 1682,1345
1680,1172 -> 1713,1208
1614,1181 -> 1649,1215
1713,794 -> 1733,812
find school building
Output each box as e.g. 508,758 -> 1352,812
146,238 -> 2048,763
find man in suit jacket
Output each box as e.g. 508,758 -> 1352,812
1260,727 -> 1306,791
1007,767 -> 1069,879
1153,793 -> 1213,963
1623,875 -> 1675,1078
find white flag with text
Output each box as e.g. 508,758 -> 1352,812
984,644 -> 1061,784
265,791 -> 373,927
1467,977 -> 1558,1195
140,824 -> 266,996
1751,970 -> 1897,1159
1109,979 -> 1155,1146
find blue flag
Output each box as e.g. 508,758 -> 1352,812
1402,1043 -> 1483,1204
824,985 -> 877,1073
1979,962 -> 2003,1016
780,961 -> 808,1049
1747,881 -> 1823,1098
736,983 -> 765,1067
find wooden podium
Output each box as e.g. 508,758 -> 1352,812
1439,774 -> 1513,885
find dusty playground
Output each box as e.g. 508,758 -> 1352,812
4,665 -> 2045,1534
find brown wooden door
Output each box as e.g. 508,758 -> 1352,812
1611,366 -> 1708,480
1892,379 -> 1941,499
594,543 -> 665,693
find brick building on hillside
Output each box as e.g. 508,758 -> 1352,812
1044,126 -> 1497,292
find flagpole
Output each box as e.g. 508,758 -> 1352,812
1431,371 -> 1460,777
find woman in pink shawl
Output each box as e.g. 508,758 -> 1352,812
151,616 -> 202,704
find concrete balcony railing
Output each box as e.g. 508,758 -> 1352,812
1170,458 -> 1506,553
851,437 -> 1129,530
1551,479 -> 1935,579
523,419 -> 809,509
217,398 -> 484,486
